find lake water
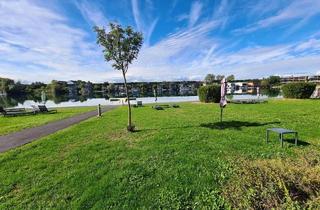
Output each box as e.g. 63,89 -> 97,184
1,93 -> 282,108
2,96 -> 199,108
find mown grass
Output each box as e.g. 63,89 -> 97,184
0,106 -> 96,135
0,100 -> 319,209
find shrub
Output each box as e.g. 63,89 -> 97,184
282,82 -> 316,99
198,85 -> 220,103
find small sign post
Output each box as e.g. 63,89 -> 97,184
97,104 -> 101,117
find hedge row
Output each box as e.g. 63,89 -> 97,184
282,82 -> 316,99
198,85 -> 221,103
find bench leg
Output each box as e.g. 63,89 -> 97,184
280,133 -> 283,148
295,133 -> 298,146
266,130 -> 269,143
279,134 -> 281,142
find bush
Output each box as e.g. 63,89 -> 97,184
198,85 -> 220,103
282,82 -> 316,99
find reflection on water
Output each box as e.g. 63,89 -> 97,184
0,88 -> 281,108
0,94 -> 200,108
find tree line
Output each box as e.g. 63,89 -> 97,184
0,78 -> 102,97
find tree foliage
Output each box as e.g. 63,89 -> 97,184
94,23 -> 143,73
216,75 -> 225,81
48,80 -> 68,95
226,75 -> 235,81
204,74 -> 215,84
261,76 -> 281,88
268,76 -> 281,86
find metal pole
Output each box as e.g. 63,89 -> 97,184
97,104 -> 101,117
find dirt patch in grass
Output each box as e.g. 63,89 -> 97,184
223,150 -> 320,209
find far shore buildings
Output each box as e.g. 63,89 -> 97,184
280,75 -> 320,84
62,74 -> 320,97
227,81 -> 260,94
111,81 -> 202,97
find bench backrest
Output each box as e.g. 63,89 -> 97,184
38,105 -> 49,112
5,108 -> 26,113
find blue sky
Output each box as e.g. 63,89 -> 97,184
0,0 -> 320,83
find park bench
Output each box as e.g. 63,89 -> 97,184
266,128 -> 298,147
133,101 -> 143,108
0,106 -> 35,117
137,101 -> 143,106
38,105 -> 57,113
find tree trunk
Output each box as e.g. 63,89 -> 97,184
122,70 -> 133,131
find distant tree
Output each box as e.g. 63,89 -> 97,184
226,75 -> 235,81
139,83 -> 148,97
94,23 -> 143,132
216,75 -> 225,81
26,82 -> 47,95
93,84 -> 102,91
48,80 -> 68,95
261,76 -> 281,88
260,79 -> 270,88
268,76 -> 281,86
204,74 -> 215,84
0,77 -> 14,94
104,83 -> 114,96
8,81 -> 26,95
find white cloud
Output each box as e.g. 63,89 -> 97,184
189,1 -> 202,28
131,0 -> 142,32
137,20 -> 219,64
235,0 -> 320,34
75,0 -> 108,27
213,0 -> 230,29
247,0 -> 285,17
294,39 -> 320,52
131,0 -> 158,46
129,31 -> 320,81
187,37 -> 320,79
126,20 -> 221,81
0,0 -> 112,83
177,13 -> 189,22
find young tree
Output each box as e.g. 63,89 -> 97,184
204,74 -> 215,84
94,23 -> 143,131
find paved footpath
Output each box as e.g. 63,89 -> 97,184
0,106 -> 117,153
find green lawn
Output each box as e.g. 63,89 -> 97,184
0,100 -> 319,209
0,106 -> 96,135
